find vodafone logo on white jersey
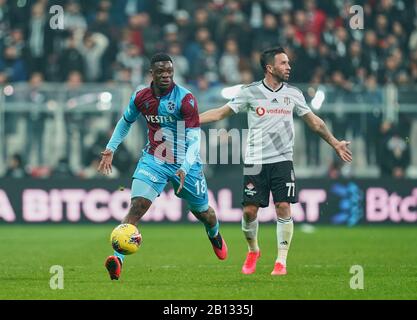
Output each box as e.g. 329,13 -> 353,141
255,106 -> 291,117
256,107 -> 266,116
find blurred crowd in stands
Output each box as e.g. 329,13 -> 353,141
0,0 -> 416,179
1,0 -> 417,86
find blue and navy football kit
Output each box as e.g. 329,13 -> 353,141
106,82 -> 208,212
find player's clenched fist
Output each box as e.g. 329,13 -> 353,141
98,149 -> 114,175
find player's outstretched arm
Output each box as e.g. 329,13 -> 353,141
98,149 -> 114,175
199,104 -> 235,124
302,112 -> 352,162
97,115 -> 135,175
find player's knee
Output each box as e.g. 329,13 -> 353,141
275,202 -> 291,218
207,206 -> 215,216
192,206 -> 217,225
191,205 -> 212,216
243,205 -> 258,222
130,197 -> 151,217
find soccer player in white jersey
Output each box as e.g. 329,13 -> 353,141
199,47 -> 352,275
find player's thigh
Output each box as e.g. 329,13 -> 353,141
242,164 -> 270,208
131,155 -> 169,201
170,164 -> 209,212
270,161 -> 297,203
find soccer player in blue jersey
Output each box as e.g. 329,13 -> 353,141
98,53 -> 228,280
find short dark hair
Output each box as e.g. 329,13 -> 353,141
260,47 -> 286,72
150,53 -> 172,67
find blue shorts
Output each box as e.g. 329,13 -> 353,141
131,152 -> 209,213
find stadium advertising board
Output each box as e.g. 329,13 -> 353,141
0,178 -> 416,224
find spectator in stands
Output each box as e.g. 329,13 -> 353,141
24,72 -> 49,166
58,36 -> 85,81
173,9 -> 191,46
363,30 -> 381,74
0,0 -> 10,31
304,0 -> 327,44
77,32 -> 109,82
0,45 -> 26,82
90,9 -> 118,80
253,13 -> 279,53
191,7 -> 216,37
362,74 -> 383,166
194,40 -> 220,86
138,12 -> 163,55
219,38 -> 241,84
50,158 -> 75,178
185,27 -> 211,72
64,71 -> 89,167
409,49 -> 417,83
292,32 -> 320,83
216,1 -> 251,57
116,43 -> 147,86
25,2 -> 53,76
64,0 -> 87,34
379,122 -> 410,178
4,28 -> 25,58
168,42 -> 189,85
5,154 -> 28,178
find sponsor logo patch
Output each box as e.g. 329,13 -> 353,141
137,169 -> 158,182
145,115 -> 175,123
255,106 -> 291,116
256,107 -> 266,116
244,183 -> 257,196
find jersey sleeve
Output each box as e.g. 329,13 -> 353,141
228,87 -> 250,113
180,93 -> 199,128
123,92 -> 140,123
293,90 -> 312,117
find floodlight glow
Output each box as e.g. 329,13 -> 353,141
311,90 -> 325,110
100,92 -> 112,103
221,84 -> 243,100
3,85 -> 14,96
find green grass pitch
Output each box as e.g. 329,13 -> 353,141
0,224 -> 416,300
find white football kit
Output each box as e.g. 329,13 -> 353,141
228,80 -> 312,164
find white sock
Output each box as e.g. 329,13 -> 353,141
241,217 -> 259,252
276,217 -> 293,266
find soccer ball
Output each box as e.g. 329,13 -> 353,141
110,223 -> 142,255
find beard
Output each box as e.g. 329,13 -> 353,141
271,71 -> 288,82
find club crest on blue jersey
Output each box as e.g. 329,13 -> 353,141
167,101 -> 176,113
